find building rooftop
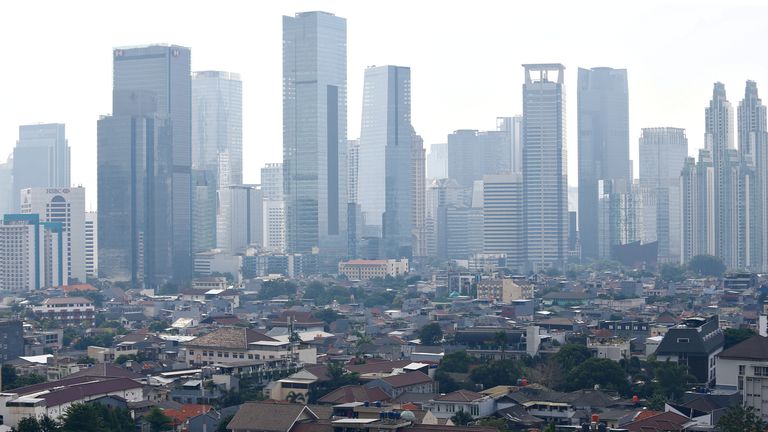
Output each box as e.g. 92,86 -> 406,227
718,335 -> 768,361
187,327 -> 277,350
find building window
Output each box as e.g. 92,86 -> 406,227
676,338 -> 689,343
754,366 -> 768,377
740,365 -> 746,375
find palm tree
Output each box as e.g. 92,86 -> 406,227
286,391 -> 306,404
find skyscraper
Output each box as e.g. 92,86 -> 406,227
705,82 -> 737,269
497,116 -> 523,175
737,81 -> 767,271
483,173 -> 524,271
283,11 -> 348,257
220,185 -> 262,254
412,135 -> 427,257
682,149 -> 716,263
192,169 -> 217,252
0,156 -> 12,217
192,71 -> 243,255
20,186 -> 86,284
85,211 -> 98,278
639,127 -> 688,263
577,67 -> 630,260
99,44 -> 192,285
0,214 -> 65,291
522,64 -> 568,271
426,143 -> 448,179
447,129 -> 509,187
12,124 -> 70,212
261,163 -> 285,253
358,65 -> 414,258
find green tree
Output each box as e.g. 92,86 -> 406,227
286,391 -> 306,403
303,281 -> 326,302
2,364 -> 18,390
419,323 -> 443,345
439,351 -> 473,373
470,359 -> 521,389
687,254 -> 726,277
494,331 -> 509,359
216,415 -> 234,432
15,417 -> 43,432
313,308 -> 342,325
148,320 -> 169,332
724,328 -> 756,349
553,344 -> 592,374
660,264 -> 686,282
654,361 -> 694,401
435,370 -> 461,393
566,358 -> 629,394
450,410 -> 473,426
144,408 -> 172,432
717,405 -> 767,432
61,403 -> 106,432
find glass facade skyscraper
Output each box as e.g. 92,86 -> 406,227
12,124 -> 70,212
283,11 -> 348,256
98,44 -> 192,285
522,64 -> 568,271
358,65 -> 413,258
577,67 -> 630,260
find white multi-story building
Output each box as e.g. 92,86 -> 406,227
20,187 -> 86,283
218,185 -> 262,254
84,211 -> 97,278
261,163 -> 285,253
337,259 -> 409,280
0,214 -> 66,291
716,335 -> 768,419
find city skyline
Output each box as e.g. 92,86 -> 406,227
5,1 -> 768,209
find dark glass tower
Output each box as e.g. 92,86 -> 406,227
283,11 -> 348,257
98,45 -> 192,285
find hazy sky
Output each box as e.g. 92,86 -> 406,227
2,0 -> 767,209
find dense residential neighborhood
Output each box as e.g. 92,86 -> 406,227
0,260 -> 764,432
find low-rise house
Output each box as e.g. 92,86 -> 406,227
31,297 -> 95,326
623,411 -> 692,432
0,376 -> 143,427
364,371 -> 436,399
425,390 -> 495,419
227,401 -> 320,432
182,326 -> 317,367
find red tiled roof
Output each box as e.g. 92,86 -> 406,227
317,385 -> 390,404
164,404 -> 212,425
624,411 -> 690,432
40,378 -> 142,407
60,284 -> 98,292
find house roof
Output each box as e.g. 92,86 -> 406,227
66,363 -> 143,380
434,389 -> 484,402
718,335 -> 768,361
227,401 -> 318,432
25,378 -> 142,407
60,284 -> 98,293
164,404 -> 212,425
41,296 -> 93,305
346,360 -> 413,375
624,411 -> 691,432
187,327 -> 277,349
317,385 -> 390,405
378,371 -> 432,388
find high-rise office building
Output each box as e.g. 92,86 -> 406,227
597,179 -> 638,259
705,83 -> 738,269
497,116 -> 523,175
20,187 -> 86,284
0,156 -> 12,217
412,135 -> 426,257
522,64 -> 568,270
483,173 -> 524,271
85,211 -> 97,278
638,127 -> 688,263
192,169 -> 217,253
0,214 -> 65,291
98,44 -> 192,285
192,71 -> 242,255
347,139 -> 360,204
577,67 -> 630,260
425,178 -> 469,257
426,143 -> 448,180
358,65 -> 414,258
447,129 -> 509,188
738,81 -> 768,271
261,163 -> 285,253
192,71 -> 243,186
283,11 -> 348,257
220,185 -> 262,254
12,124 -> 70,212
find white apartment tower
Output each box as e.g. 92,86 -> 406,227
85,211 -> 98,278
20,187 -> 86,283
